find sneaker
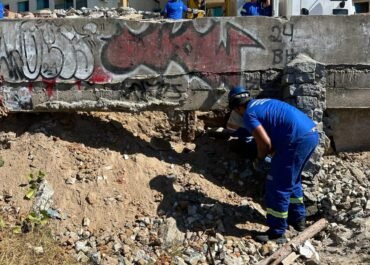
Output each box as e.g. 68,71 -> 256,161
290,219 -> 306,232
254,230 -> 287,244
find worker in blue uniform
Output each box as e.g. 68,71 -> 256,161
240,0 -> 272,16
163,0 -> 189,20
0,1 -> 4,19
240,0 -> 261,16
228,86 -> 319,243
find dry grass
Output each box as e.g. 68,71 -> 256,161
0,228 -> 80,265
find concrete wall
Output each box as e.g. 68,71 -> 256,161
0,16 -> 369,151
1,16 -> 370,112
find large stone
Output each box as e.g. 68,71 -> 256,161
286,54 -> 317,74
158,217 -> 185,248
350,167 -> 367,186
296,96 -> 319,110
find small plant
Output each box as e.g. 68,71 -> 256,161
26,211 -> 49,227
24,170 -> 45,200
10,170 -> 50,234
12,211 -> 50,234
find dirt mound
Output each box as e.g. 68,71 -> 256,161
0,112 -> 260,231
0,112 -> 369,265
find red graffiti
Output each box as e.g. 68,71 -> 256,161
75,80 -> 82,90
28,82 -> 33,92
102,22 -> 263,84
89,67 -> 112,84
43,79 -> 56,98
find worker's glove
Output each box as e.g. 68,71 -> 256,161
253,157 -> 271,173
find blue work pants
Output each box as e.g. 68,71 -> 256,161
265,131 -> 319,235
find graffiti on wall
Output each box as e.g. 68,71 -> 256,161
0,21 -> 98,81
269,23 -> 297,65
1,18 -> 297,111
102,20 -> 265,88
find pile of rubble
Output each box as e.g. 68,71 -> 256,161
6,7 -> 161,20
0,122 -> 368,264
52,153 -> 369,265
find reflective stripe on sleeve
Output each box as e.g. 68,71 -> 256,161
266,208 -> 288,219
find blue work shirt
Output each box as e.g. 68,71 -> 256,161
164,0 -> 188,20
243,99 -> 316,150
0,2 -> 4,19
241,2 -> 261,16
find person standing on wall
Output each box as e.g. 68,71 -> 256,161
241,0 -> 272,16
260,0 -> 272,16
0,1 -> 4,19
163,0 -> 190,20
241,0 -> 261,16
228,86 -> 319,243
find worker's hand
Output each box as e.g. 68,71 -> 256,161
253,157 -> 271,173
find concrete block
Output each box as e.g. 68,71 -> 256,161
328,70 -> 370,88
295,73 -> 315,84
301,83 -> 322,97
313,109 -> 323,122
286,54 -> 317,74
261,70 -> 282,84
327,88 -> 370,108
284,83 -> 321,99
296,96 -> 318,110
286,62 -> 316,74
243,72 -> 261,90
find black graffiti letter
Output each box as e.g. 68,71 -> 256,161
269,25 -> 282,43
272,49 -> 283,64
286,49 -> 297,63
283,24 -> 294,41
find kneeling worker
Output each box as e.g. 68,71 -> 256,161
228,86 -> 319,243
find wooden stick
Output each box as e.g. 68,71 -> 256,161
257,218 -> 329,265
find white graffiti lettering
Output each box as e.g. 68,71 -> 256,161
0,21 -> 95,81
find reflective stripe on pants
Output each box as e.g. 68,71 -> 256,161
265,131 -> 318,235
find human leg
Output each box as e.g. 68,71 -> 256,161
254,146 -> 296,243
288,132 -> 319,229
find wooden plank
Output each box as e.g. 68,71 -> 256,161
258,218 -> 328,265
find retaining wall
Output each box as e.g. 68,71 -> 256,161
0,16 -> 369,151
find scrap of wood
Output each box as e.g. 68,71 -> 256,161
281,252 -> 300,265
258,218 -> 328,265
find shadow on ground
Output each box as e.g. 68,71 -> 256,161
1,112 -> 267,236
150,175 -> 266,237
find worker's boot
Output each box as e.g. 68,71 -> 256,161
290,219 -> 306,232
254,230 -> 287,244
